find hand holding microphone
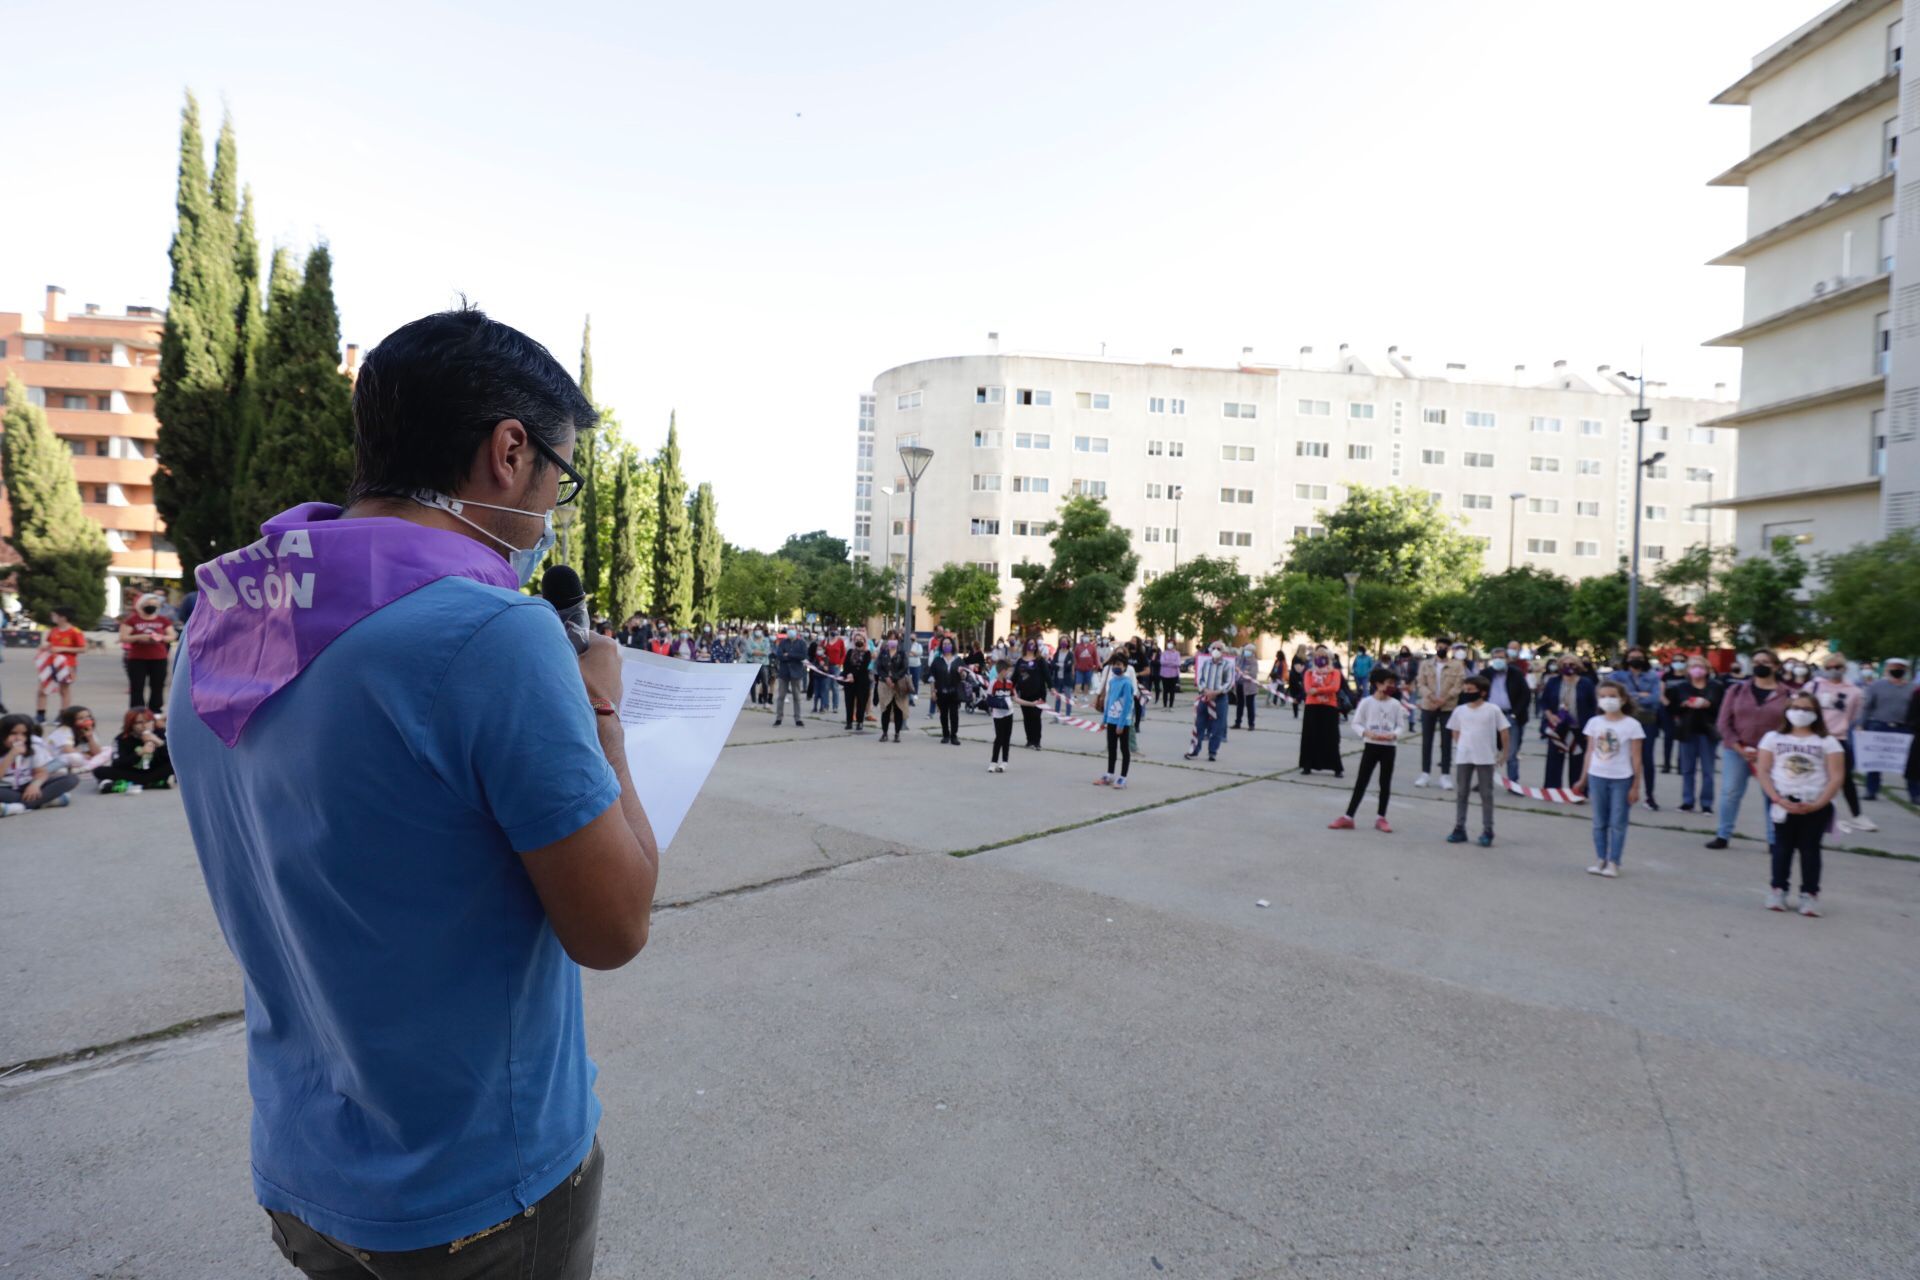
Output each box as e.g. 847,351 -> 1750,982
542,565 -> 591,656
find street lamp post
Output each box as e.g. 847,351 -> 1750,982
899,445 -> 935,637
1507,491 -> 1526,570
1698,467 -> 1715,597
879,485 -> 899,628
1171,484 -> 1184,570
1622,370 -> 1655,650
1343,571 -> 1359,655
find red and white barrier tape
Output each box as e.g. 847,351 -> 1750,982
1048,712 -> 1106,733
1498,775 -> 1587,804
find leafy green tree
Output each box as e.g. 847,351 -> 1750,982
607,447 -> 648,620
717,549 -> 802,623
1135,555 -> 1251,643
576,317 -> 604,608
234,245 -> 354,536
1813,529 -> 1920,659
775,530 -> 852,614
1412,589 -> 1471,643
227,183 -> 266,545
812,560 -> 896,627
651,414 -> 692,623
689,481 -> 722,623
1284,485 -> 1482,594
1253,570 -> 1350,644
1012,496 -> 1139,635
2,376 -> 111,626
924,562 -> 1002,637
1452,565 -> 1575,650
1564,563 -> 1675,656
1710,537 -> 1811,649
154,93 -> 244,574
1652,544 -> 1733,650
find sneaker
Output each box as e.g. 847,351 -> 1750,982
110,780 -> 131,795
986,764 -> 997,774
1765,888 -> 1787,911
1704,837 -> 1729,849
126,784 -> 144,794
1587,863 -> 1606,876
773,719 -> 783,727
97,779 -> 117,794
1644,798 -> 1660,812
795,719 -> 805,728
1374,816 -> 1392,833
0,802 -> 23,817
1328,815 -> 1355,830
1440,775 -> 1455,790
1678,803 -> 1694,812
1446,829 -> 1468,844
1183,751 -> 1200,760
1414,773 -> 1430,788
1798,894 -> 1821,917
1114,777 -> 1129,790
1850,814 -> 1879,832
1701,806 -> 1713,815
1208,754 -> 1217,762
1095,775 -> 1112,786
1599,863 -> 1618,878
47,794 -> 71,808
1835,818 -> 1855,835
1476,833 -> 1493,847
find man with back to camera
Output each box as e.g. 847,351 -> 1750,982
170,308 -> 659,1278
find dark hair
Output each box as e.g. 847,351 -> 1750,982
0,713 -> 38,745
57,706 -> 93,731
348,306 -> 594,502
1464,674 -> 1491,694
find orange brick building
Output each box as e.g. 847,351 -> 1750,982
0,284 -> 179,613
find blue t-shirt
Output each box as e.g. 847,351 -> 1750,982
171,577 -> 621,1250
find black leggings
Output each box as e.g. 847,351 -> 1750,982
991,716 -> 1013,763
1772,804 -> 1829,895
1106,724 -> 1131,777
938,692 -> 960,740
127,657 -> 168,711
845,684 -> 870,729
1840,739 -> 1862,818
1022,704 -> 1043,748
94,761 -> 173,787
1159,680 -> 1177,708
1346,743 -> 1396,817
880,701 -> 903,737
0,773 -> 81,808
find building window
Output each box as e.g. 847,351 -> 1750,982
0,340 -> 6,358
1686,505 -> 1709,524
970,518 -> 1001,536
1168,398 -> 1185,415
1527,497 -> 1560,514
1885,115 -> 1899,175
1218,530 -> 1253,547
1461,493 -> 1493,510
1421,448 -> 1447,465
1526,537 -> 1558,555
1167,441 -> 1184,458
1644,504 -> 1667,521
976,385 -> 1004,405
1760,521 -> 1814,548
1653,424 -> 1670,441
1292,441 -> 1326,459
1144,527 -> 1162,543
1292,525 -> 1326,540
896,390 -> 923,411
1428,491 -> 1444,507
1463,451 -> 1494,468
63,347 -> 91,363
1146,483 -> 1163,499
1225,444 -> 1258,461
1166,484 -> 1183,500
1294,483 -> 1329,500
972,473 -> 1003,491
1576,500 -> 1601,517
62,394 -> 88,410
1016,388 -> 1052,406
1574,540 -> 1599,557
1348,402 -> 1375,420
973,430 -> 1003,448
1530,416 -> 1562,434
1579,418 -> 1603,437
1147,440 -> 1164,456
1298,399 -> 1330,416
1164,527 -> 1179,543
1071,479 -> 1108,498
1422,407 -> 1447,425
1876,310 -> 1892,375
1528,456 -> 1560,472
1149,397 -> 1166,414
1577,459 -> 1602,476
1685,465 -> 1714,482
68,439 -> 86,456
1880,211 -> 1897,273
1642,544 -> 1665,562
1219,487 -> 1253,504
1014,431 -> 1050,450
1074,435 -> 1110,453
1647,463 -> 1668,479
1465,410 -> 1496,428
1074,391 -> 1111,410
1347,443 -> 1373,461
1010,475 -> 1048,493
1223,401 -> 1258,419
1873,408 -> 1887,476
1686,426 -> 1715,444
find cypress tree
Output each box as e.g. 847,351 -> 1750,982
651,414 -> 692,624
689,481 -> 721,624
234,245 -> 354,533
228,184 -> 266,542
577,317 -> 603,608
607,447 -> 646,620
153,93 -> 242,574
2,375 -> 112,627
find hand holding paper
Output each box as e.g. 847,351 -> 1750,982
615,648 -> 758,850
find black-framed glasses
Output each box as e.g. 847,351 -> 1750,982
530,433 -> 585,506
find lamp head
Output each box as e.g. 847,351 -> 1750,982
899,445 -> 935,483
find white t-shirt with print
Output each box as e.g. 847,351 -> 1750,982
1582,715 -> 1647,780
1446,700 -> 1507,766
1759,730 -> 1842,803
2,740 -> 55,790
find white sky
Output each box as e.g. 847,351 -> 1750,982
7,0 -> 1821,549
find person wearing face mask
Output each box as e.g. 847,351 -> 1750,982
1808,653 -> 1873,833
1013,638 -> 1050,749
1185,640 -> 1238,762
1231,644 -> 1261,731
1286,643 -> 1309,718
119,593 -> 177,714
840,632 -> 874,732
1445,675 -> 1508,847
1330,669 -> 1403,832
1755,692 -> 1846,915
1414,638 -> 1466,788
1157,641 -> 1183,710
1484,649 -> 1532,785
1613,646 -> 1664,811
1094,652 -> 1138,788
1705,647 -> 1789,850
1574,681 -> 1645,877
929,638 -> 965,744
746,626 -> 772,704
1351,647 -> 1373,689
169,309 -> 661,1272
1665,659 -> 1723,813
1660,653 -> 1689,771
769,627 -> 808,727
872,631 -> 913,742
1538,656 -> 1597,791
1298,644 -> 1347,777
1861,657 -> 1917,803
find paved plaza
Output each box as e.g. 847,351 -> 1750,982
4,659 -> 1920,1278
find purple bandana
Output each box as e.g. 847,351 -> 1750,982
188,503 -> 521,747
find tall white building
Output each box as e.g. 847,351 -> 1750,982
857,347 -> 1737,638
1706,0 -> 1919,549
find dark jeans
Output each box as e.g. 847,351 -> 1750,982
268,1139 -> 603,1279
0,773 -> 81,809
1105,723 -> 1131,777
127,657 -> 168,712
1232,688 -> 1257,729
844,684 -> 869,730
1639,729 -> 1658,803
1158,680 -> 1178,709
991,715 -> 1013,763
937,692 -> 960,740
1772,805 -> 1829,896
1346,743 -> 1395,817
1021,705 -> 1043,748
1419,708 -> 1451,774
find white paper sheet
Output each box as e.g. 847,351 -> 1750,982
615,648 -> 757,850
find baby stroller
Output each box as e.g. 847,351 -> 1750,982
959,665 -> 990,714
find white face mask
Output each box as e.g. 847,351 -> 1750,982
1786,708 -> 1819,727
1451,650 -> 1467,661
1598,696 -> 1622,713
413,489 -> 555,587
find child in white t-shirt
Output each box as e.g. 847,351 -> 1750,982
1576,680 -> 1646,877
1446,676 -> 1509,846
1755,692 -> 1846,916
1331,669 -> 1405,833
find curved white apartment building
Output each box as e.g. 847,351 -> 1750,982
854,347 -> 1736,639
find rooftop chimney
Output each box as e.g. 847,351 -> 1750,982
1714,381 -> 1728,397
83,303 -> 100,316
45,284 -> 66,323
1338,342 -> 1350,353
1446,361 -> 1467,372
1171,347 -> 1184,359
1553,359 -> 1567,370
1513,364 -> 1525,381
1241,345 -> 1254,359
1388,347 -> 1417,377
987,331 -> 999,354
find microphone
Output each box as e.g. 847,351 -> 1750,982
541,565 -> 591,655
